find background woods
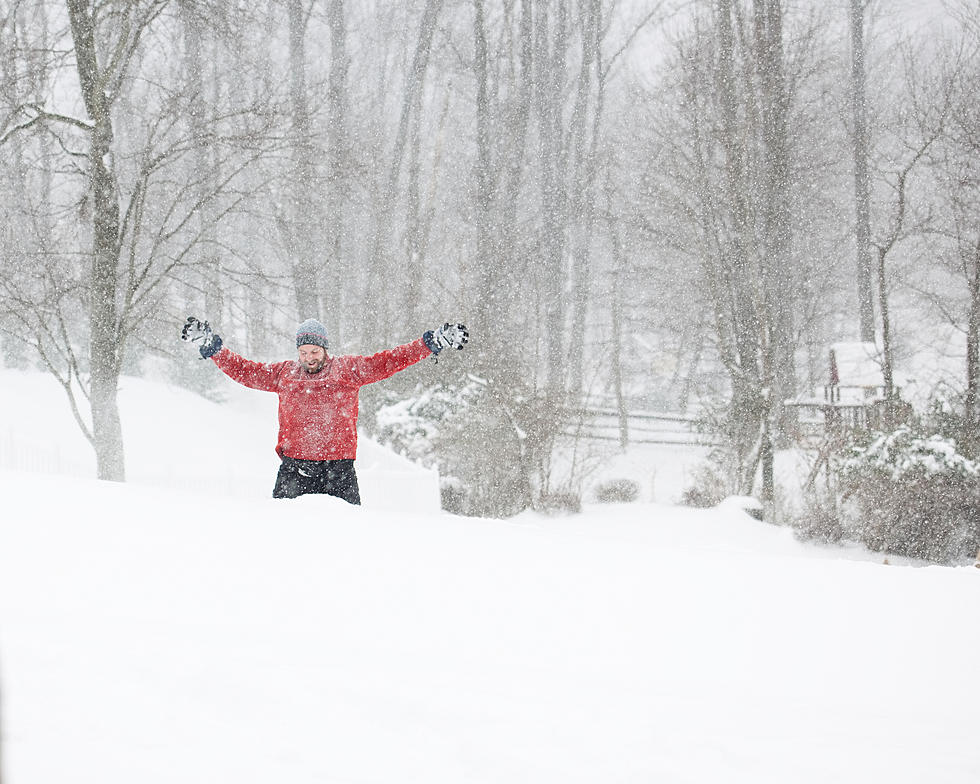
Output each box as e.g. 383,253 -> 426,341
1,0 -> 978,520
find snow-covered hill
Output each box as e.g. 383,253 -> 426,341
1,370 -> 978,783
0,368 -> 440,511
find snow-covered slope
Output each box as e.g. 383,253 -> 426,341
0,368 -> 439,511
1,370 -> 979,783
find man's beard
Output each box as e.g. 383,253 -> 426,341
303,358 -> 325,373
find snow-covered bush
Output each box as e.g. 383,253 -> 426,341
373,381 -> 483,468
593,478 -> 640,504
793,493 -> 846,544
536,491 -> 582,515
681,454 -> 733,508
370,376 -> 565,518
836,426 -> 980,563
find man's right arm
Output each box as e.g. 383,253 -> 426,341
181,317 -> 284,392
211,347 -> 284,392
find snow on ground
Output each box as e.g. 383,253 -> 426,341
1,369 -> 979,783
0,368 -> 440,511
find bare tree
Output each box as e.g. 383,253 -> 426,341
870,46 -> 953,407
713,0 -> 767,493
1,0 -> 287,481
633,0 -> 830,497
903,10 -> 979,437
754,0 -> 795,503
64,0 -> 170,480
946,19 -> 980,432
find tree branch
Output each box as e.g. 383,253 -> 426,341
0,104 -> 93,145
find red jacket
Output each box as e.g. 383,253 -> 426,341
212,339 -> 432,460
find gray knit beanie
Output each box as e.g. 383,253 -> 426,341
296,318 -> 329,350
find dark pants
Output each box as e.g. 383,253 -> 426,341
273,457 -> 361,505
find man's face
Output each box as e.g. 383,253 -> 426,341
298,344 -> 327,373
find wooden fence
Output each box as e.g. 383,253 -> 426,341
563,408 -> 722,447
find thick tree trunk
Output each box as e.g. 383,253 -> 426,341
89,114 -> 126,481
468,0 -> 536,516
67,0 -> 126,482
717,0 -> 763,495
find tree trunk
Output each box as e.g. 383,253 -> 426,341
568,0 -> 603,400
965,240 -> 980,430
287,0 -> 320,320
754,0 -> 794,506
88,109 -> 126,481
877,245 -> 895,402
609,218 -> 629,450
850,0 -> 876,343
180,0 -> 223,322
67,0 -> 126,482
467,0 -> 536,516
473,0 -> 496,348
717,0 -> 763,494
401,72 -> 432,327
755,0 -> 795,406
490,0 -> 534,363
534,0 -> 569,406
323,0 -> 350,343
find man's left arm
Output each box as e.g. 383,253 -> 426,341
351,338 -> 434,385
353,324 -> 469,384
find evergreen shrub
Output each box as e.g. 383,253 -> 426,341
837,426 -> 980,564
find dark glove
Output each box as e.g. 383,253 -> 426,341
423,322 -> 469,355
181,316 -> 223,359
